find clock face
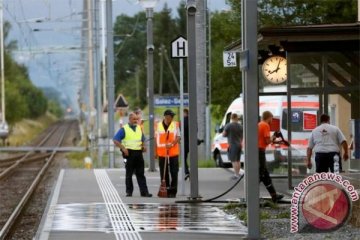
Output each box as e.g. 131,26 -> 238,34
262,56 -> 287,84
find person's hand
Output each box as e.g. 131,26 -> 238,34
122,148 -> 129,157
306,159 -> 312,169
142,145 -> 147,152
166,143 -> 173,149
343,152 -> 349,161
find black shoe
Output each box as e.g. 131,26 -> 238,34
272,194 -> 284,203
126,193 -> 132,197
184,174 -> 190,181
141,193 -> 153,197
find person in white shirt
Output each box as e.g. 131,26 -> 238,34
307,114 -> 349,173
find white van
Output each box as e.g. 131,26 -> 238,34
211,94 -> 319,172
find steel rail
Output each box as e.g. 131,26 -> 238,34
0,123 -> 60,180
0,153 -> 51,169
0,123 -> 70,240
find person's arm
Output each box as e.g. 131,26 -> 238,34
154,130 -> 158,158
141,133 -> 147,152
222,124 -> 228,137
167,125 -> 181,148
337,129 -> 349,161
341,141 -> 349,161
113,128 -> 128,156
306,147 -> 313,169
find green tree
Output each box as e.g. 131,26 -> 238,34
3,35 -> 48,123
153,3 -> 179,95
227,0 -> 357,27
48,100 -> 64,118
210,0 -> 357,119
113,12 -> 147,108
113,3 -> 184,109
210,10 -> 241,119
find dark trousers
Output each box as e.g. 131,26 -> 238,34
184,146 -> 189,175
159,156 -> 179,196
259,149 -> 276,196
315,152 -> 341,173
125,149 -> 149,195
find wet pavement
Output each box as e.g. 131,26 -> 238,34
37,168 -> 250,240
36,168 -> 360,240
50,203 -> 246,234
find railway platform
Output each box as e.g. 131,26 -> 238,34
35,168 -> 255,240
35,168 -> 360,240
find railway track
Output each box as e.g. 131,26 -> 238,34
0,119 -> 80,239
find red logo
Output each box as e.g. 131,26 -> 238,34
301,183 -> 351,231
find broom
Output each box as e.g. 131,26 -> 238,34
158,155 -> 168,198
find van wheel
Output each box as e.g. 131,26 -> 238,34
215,153 -> 224,168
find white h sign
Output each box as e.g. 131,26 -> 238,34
171,36 -> 188,58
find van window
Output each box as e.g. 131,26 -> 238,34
282,109 -> 318,132
225,112 -> 232,125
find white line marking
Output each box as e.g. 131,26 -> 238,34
94,169 -> 142,240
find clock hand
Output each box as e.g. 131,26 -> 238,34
267,59 -> 282,74
276,59 -> 281,69
268,69 -> 278,74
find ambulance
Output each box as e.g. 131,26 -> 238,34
212,93 -> 319,172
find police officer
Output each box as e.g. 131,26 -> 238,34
113,112 -> 152,197
307,113 -> 349,173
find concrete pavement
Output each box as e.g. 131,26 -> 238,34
36,166 -> 360,240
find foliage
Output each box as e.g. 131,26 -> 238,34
227,0 -> 357,27
8,113 -> 57,146
2,21 -> 53,125
48,100 -> 64,118
5,83 -> 29,123
210,11 -> 242,119
66,151 -> 90,168
258,0 -> 357,26
112,0 -> 356,119
113,3 -> 186,109
4,54 -> 48,124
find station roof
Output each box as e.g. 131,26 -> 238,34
225,22 -> 360,52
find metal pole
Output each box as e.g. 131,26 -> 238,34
87,0 -> 95,130
106,0 -> 115,168
179,58 -> 185,195
146,8 -> 156,172
242,0 -> 260,238
286,55 -> 293,189
94,0 -> 103,167
0,1 -> 5,123
205,4 -> 211,162
100,0 -> 107,108
187,0 -> 200,199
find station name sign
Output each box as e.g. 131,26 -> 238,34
154,95 -> 189,107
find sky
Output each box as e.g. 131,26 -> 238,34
3,0 -> 229,110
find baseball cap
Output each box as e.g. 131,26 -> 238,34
164,109 -> 175,117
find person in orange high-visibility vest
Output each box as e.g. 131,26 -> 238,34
134,107 -> 144,131
155,109 -> 181,198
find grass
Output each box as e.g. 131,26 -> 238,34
7,112 -> 57,146
66,151 -> 90,168
224,201 -> 291,227
197,159 -> 216,168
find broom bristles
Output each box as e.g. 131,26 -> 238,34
157,180 -> 168,198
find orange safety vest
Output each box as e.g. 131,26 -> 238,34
156,121 -> 180,157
